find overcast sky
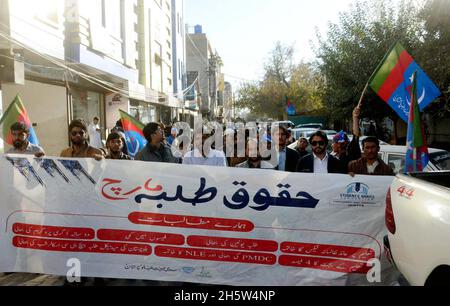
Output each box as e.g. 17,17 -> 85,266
185,0 -> 357,88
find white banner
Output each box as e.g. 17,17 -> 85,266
0,155 -> 399,286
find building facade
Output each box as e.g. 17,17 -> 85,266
0,0 -> 68,156
186,25 -> 224,121
0,0 -> 195,155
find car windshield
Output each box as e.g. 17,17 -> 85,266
429,151 -> 450,171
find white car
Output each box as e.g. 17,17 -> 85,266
291,128 -> 319,141
385,172 -> 450,286
378,145 -> 450,174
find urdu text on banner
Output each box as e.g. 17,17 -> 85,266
0,155 -> 399,286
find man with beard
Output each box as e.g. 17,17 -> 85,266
105,133 -> 132,160
60,119 -> 104,160
236,138 -> 274,169
296,130 -> 344,174
272,124 -> 300,172
6,122 -> 45,157
348,137 -> 394,176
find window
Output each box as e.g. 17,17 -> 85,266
104,0 -> 122,38
387,154 -> 405,175
71,89 -> 102,127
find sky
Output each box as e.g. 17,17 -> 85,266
185,0 -> 357,88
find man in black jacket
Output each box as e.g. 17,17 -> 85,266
135,123 -> 178,163
272,124 -> 300,172
296,130 -> 344,174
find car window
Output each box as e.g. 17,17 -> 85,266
387,154 -> 405,174
429,151 -> 450,171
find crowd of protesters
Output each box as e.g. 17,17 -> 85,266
4,105 -> 395,177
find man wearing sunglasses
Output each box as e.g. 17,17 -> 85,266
60,119 -> 104,161
296,130 -> 344,174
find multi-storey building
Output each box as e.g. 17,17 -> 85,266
0,0 -> 193,155
0,0 -> 69,155
186,25 -> 224,121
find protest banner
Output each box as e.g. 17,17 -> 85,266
0,155 -> 399,285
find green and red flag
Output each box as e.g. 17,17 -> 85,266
405,72 -> 429,173
0,95 -> 40,145
369,42 -> 441,122
119,110 -> 147,158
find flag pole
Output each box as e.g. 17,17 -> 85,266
353,83 -> 369,137
357,83 -> 369,108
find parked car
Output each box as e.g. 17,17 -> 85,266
378,145 -> 450,174
322,130 -> 338,136
270,121 -> 296,128
291,128 -> 319,140
295,123 -> 324,129
384,171 -> 450,286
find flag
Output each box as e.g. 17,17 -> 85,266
0,95 -> 39,146
405,72 -> 429,173
286,96 -> 296,116
119,110 -> 147,158
369,43 -> 441,122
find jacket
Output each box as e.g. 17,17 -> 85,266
348,157 -> 395,176
135,144 -> 178,163
274,147 -> 301,173
296,153 -> 345,174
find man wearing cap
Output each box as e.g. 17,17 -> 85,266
295,137 -> 310,159
167,127 -> 178,146
331,131 -> 361,169
6,122 -> 45,157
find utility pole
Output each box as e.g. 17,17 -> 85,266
208,56 -> 217,122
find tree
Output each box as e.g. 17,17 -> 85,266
236,42 -> 324,120
416,0 -> 450,117
314,0 -> 423,128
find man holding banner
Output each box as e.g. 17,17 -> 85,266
5,122 -> 45,157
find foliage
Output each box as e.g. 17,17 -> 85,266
314,0 -> 450,123
236,42 -> 324,120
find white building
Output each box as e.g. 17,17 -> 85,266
186,25 -> 224,121
0,0 -> 68,155
0,0 -> 195,155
